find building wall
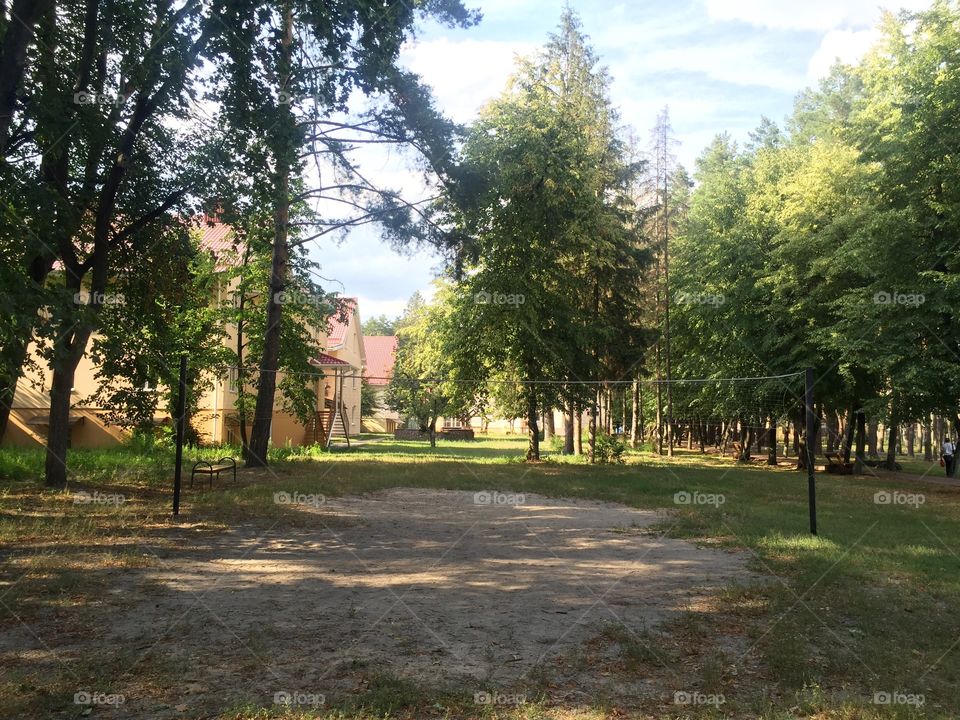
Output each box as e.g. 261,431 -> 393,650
4,277 -> 359,449
361,386 -> 399,433
6,335 -> 162,448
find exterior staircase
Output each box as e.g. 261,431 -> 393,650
302,401 -> 350,448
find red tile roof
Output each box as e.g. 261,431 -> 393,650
192,217 -> 244,270
310,353 -> 352,368
326,297 -> 357,348
362,336 -> 398,386
196,218 -> 237,254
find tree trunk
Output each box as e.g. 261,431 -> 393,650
526,386 -> 539,461
604,386 -> 612,434
854,410 -> 866,475
884,404 -> 899,471
825,411 -> 839,453
867,418 -> 878,457
630,380 -> 639,448
574,402 -> 582,456
906,423 -> 915,457
588,398 -> 597,463
737,421 -> 751,462
842,407 -> 855,463
44,327 -> 92,487
564,397 -> 574,454
245,194 -> 290,466
655,378 -> 663,455
638,383 -> 644,441
923,416 -> 932,462
245,4 -> 295,467
766,416 -> 777,465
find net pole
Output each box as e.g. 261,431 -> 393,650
172,354 -> 187,517
805,367 -> 818,535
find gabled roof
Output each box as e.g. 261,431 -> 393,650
197,217 -> 236,254
194,217 -> 244,271
362,336 -> 398,386
310,353 -> 354,369
326,297 -> 358,349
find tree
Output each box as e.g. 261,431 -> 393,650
362,314 -> 397,335
209,0 -> 478,467
437,9 -> 647,462
387,290 -> 449,445
5,1 -> 220,487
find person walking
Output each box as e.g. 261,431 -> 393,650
942,437 -> 955,477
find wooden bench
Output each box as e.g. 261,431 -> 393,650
190,457 -> 237,488
824,451 -> 854,475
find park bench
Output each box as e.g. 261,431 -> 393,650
824,451 -> 854,475
190,457 -> 237,488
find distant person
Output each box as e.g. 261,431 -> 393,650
943,438 -> 955,477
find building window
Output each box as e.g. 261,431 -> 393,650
228,367 -> 238,394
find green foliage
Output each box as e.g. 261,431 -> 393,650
385,284 -> 474,430
361,314 -> 397,336
592,431 -> 626,464
360,378 -> 380,417
672,1 -> 960,429
434,10 -> 650,458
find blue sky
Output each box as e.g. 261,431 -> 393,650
309,0 -> 932,323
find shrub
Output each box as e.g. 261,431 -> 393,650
593,432 -> 626,464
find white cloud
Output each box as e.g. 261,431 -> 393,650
400,37 -> 535,121
628,40 -> 805,91
807,27 -> 880,80
704,0 -> 933,31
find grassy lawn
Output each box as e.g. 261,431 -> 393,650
2,436 -> 959,718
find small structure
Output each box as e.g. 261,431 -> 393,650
309,353 -> 355,447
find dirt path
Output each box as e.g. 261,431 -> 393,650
5,488 -> 762,718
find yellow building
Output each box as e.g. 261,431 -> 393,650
3,221 -> 366,450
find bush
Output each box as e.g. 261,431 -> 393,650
548,435 -> 566,453
593,432 -> 626,464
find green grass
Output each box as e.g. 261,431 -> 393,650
2,436 -> 960,718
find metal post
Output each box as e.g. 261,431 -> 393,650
173,355 -> 187,516
805,367 -> 817,535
